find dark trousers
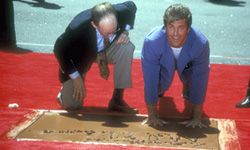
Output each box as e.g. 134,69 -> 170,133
0,0 -> 16,48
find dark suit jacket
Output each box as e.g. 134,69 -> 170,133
54,1 -> 137,83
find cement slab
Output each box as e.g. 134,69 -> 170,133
9,110 -> 240,149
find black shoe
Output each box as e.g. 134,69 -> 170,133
236,96 -> 250,108
108,99 -> 138,114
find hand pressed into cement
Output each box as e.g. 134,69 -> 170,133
179,118 -> 207,128
142,116 -> 168,127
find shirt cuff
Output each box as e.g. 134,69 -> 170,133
69,71 -> 80,79
125,24 -> 131,31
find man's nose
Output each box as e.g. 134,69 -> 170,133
173,28 -> 178,36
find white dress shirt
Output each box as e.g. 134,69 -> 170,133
171,47 -> 182,60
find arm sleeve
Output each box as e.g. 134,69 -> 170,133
114,1 -> 137,30
189,41 -> 210,104
141,39 -> 161,104
53,35 -> 79,76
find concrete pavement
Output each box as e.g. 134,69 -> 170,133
13,0 -> 250,64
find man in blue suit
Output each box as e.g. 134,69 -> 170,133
141,4 -> 210,128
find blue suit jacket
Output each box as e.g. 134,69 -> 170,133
142,26 -> 210,104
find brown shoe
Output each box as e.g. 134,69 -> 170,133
108,99 -> 138,114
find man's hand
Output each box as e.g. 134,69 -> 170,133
142,116 -> 168,127
179,118 -> 207,128
72,76 -> 86,102
142,104 -> 168,127
116,31 -> 129,44
97,51 -> 109,80
179,103 -> 206,128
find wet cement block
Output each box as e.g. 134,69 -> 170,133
12,111 -> 228,149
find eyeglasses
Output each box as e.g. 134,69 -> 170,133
98,27 -> 120,38
111,28 -> 120,35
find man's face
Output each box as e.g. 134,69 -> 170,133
166,19 -> 189,48
92,14 -> 118,39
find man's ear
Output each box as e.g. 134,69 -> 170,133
91,21 -> 97,29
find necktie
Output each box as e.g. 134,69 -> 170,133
96,38 -> 110,80
104,38 -> 110,50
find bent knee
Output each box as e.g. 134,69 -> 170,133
118,41 -> 135,52
126,41 -> 135,52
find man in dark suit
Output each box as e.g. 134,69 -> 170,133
54,1 -> 137,113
